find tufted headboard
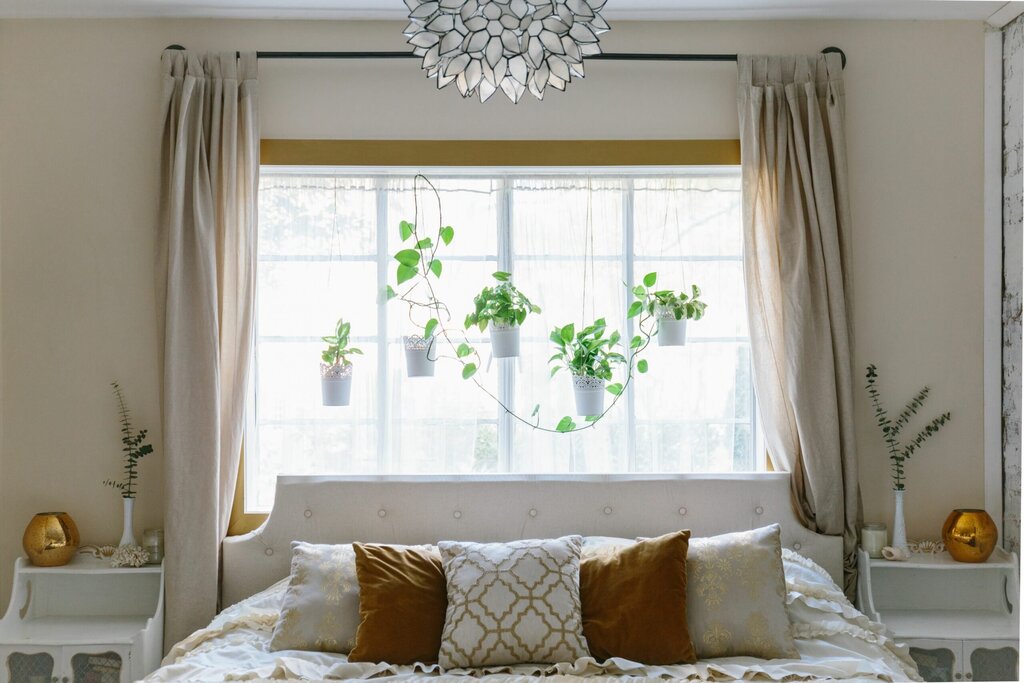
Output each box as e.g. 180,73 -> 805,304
221,473 -> 842,607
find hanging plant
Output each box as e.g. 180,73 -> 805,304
320,318 -> 362,405
548,318 -> 626,418
464,272 -> 542,359
635,281 -> 707,347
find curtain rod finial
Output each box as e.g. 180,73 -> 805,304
821,46 -> 847,69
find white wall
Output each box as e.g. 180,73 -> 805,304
0,17 -> 986,611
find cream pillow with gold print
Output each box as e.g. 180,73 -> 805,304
269,542 -> 361,653
438,536 -> 589,669
686,524 -> 797,659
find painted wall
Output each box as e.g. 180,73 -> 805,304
1003,14 -> 1023,557
0,18 -> 987,611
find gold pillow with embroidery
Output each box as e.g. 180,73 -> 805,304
686,524 -> 797,659
269,542 -> 361,653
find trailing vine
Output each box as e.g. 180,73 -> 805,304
385,174 -> 688,434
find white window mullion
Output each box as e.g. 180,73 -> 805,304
623,179 -> 638,472
497,177 -> 514,472
375,178 -> 391,474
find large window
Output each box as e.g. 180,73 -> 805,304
247,167 -> 756,512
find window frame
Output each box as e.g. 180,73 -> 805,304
230,139 -> 747,535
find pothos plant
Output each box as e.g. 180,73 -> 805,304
320,318 -> 363,367
646,284 -> 708,321
865,364 -> 951,491
385,175 -> 703,434
464,272 -> 541,331
103,381 -> 154,499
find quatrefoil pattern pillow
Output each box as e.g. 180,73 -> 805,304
437,536 -> 589,669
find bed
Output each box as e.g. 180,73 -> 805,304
147,473 -> 921,682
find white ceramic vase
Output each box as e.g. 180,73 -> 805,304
119,496 -> 136,548
490,323 -> 520,358
320,363 -> 353,406
404,336 -> 436,377
572,375 -> 606,416
891,489 -> 908,552
657,311 -> 688,347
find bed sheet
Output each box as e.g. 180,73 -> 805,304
146,550 -> 921,682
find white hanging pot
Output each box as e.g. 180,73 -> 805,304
657,308 -> 688,347
320,363 -> 353,406
572,374 -> 606,416
490,322 -> 521,359
119,497 -> 136,548
404,335 -> 436,377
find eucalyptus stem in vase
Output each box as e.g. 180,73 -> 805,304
103,381 -> 154,548
865,364 -> 951,552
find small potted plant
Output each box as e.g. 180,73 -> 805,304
104,381 -> 154,549
464,272 -> 542,359
549,318 -> 625,416
648,284 -> 707,346
320,318 -> 362,406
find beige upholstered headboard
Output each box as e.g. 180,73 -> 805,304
221,473 -> 842,607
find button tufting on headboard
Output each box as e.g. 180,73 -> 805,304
377,509 -> 387,518
453,510 -> 462,519
755,506 -> 764,515
264,547 -> 273,556
528,508 -> 538,517
678,506 -> 687,516
603,506 -> 613,515
304,509 -> 312,518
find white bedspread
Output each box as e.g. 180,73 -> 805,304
146,551 -> 921,682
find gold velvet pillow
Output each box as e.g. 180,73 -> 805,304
349,543 -> 447,664
579,530 -> 696,665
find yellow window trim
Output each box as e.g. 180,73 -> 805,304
230,137 -> 742,536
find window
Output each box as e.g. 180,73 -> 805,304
247,166 -> 756,513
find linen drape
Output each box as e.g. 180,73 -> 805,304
736,54 -> 862,597
158,50 -> 259,647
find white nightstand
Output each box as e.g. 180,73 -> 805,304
0,556 -> 163,683
857,547 -> 1019,682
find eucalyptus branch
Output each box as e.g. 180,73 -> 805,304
103,381 -> 154,499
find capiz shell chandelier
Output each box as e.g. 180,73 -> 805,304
404,0 -> 609,103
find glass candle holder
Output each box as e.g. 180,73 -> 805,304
861,523 -> 887,559
142,528 -> 164,564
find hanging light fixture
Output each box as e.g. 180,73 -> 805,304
404,0 -> 609,103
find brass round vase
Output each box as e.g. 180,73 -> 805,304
942,508 -> 998,563
22,512 -> 80,567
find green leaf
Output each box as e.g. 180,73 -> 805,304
556,416 -> 576,432
637,359 -> 649,373
643,272 -> 657,287
416,237 -> 433,249
492,271 -> 511,282
439,225 -> 455,246
457,343 -> 473,358
515,309 -> 527,326
385,285 -> 397,301
550,366 -> 562,378
606,383 -> 623,396
630,335 -> 643,350
395,249 -> 420,267
399,220 -> 414,242
429,259 -> 442,278
585,415 -> 601,422
531,404 -> 541,418
627,301 -> 643,318
462,363 -> 477,379
396,263 -> 417,284
424,318 -> 439,340
632,285 -> 646,298
560,323 -> 575,343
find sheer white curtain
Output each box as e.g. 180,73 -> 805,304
737,54 -> 862,597
158,50 -> 259,647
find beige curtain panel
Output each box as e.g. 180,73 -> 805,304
158,50 -> 259,648
737,54 -> 862,598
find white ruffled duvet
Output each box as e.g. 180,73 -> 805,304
146,551 -> 921,682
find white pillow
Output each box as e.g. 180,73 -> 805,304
268,542 -> 361,653
437,536 -> 589,669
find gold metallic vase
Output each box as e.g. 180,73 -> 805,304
22,512 -> 80,567
942,509 -> 998,563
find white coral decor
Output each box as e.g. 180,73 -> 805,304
404,0 -> 609,103
110,544 -> 149,568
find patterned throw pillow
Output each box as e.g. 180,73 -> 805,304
437,536 -> 589,669
268,542 -> 361,653
686,524 -> 797,659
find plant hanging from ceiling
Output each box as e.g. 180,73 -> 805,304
464,272 -> 542,358
403,0 -> 610,103
384,175 -> 706,433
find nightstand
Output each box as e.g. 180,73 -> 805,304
857,547 -> 1019,682
0,556 -> 163,683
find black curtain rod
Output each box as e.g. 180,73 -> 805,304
165,45 -> 847,69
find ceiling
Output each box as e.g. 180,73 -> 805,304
0,0 -> 1019,22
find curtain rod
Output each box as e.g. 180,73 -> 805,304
164,45 -> 847,69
